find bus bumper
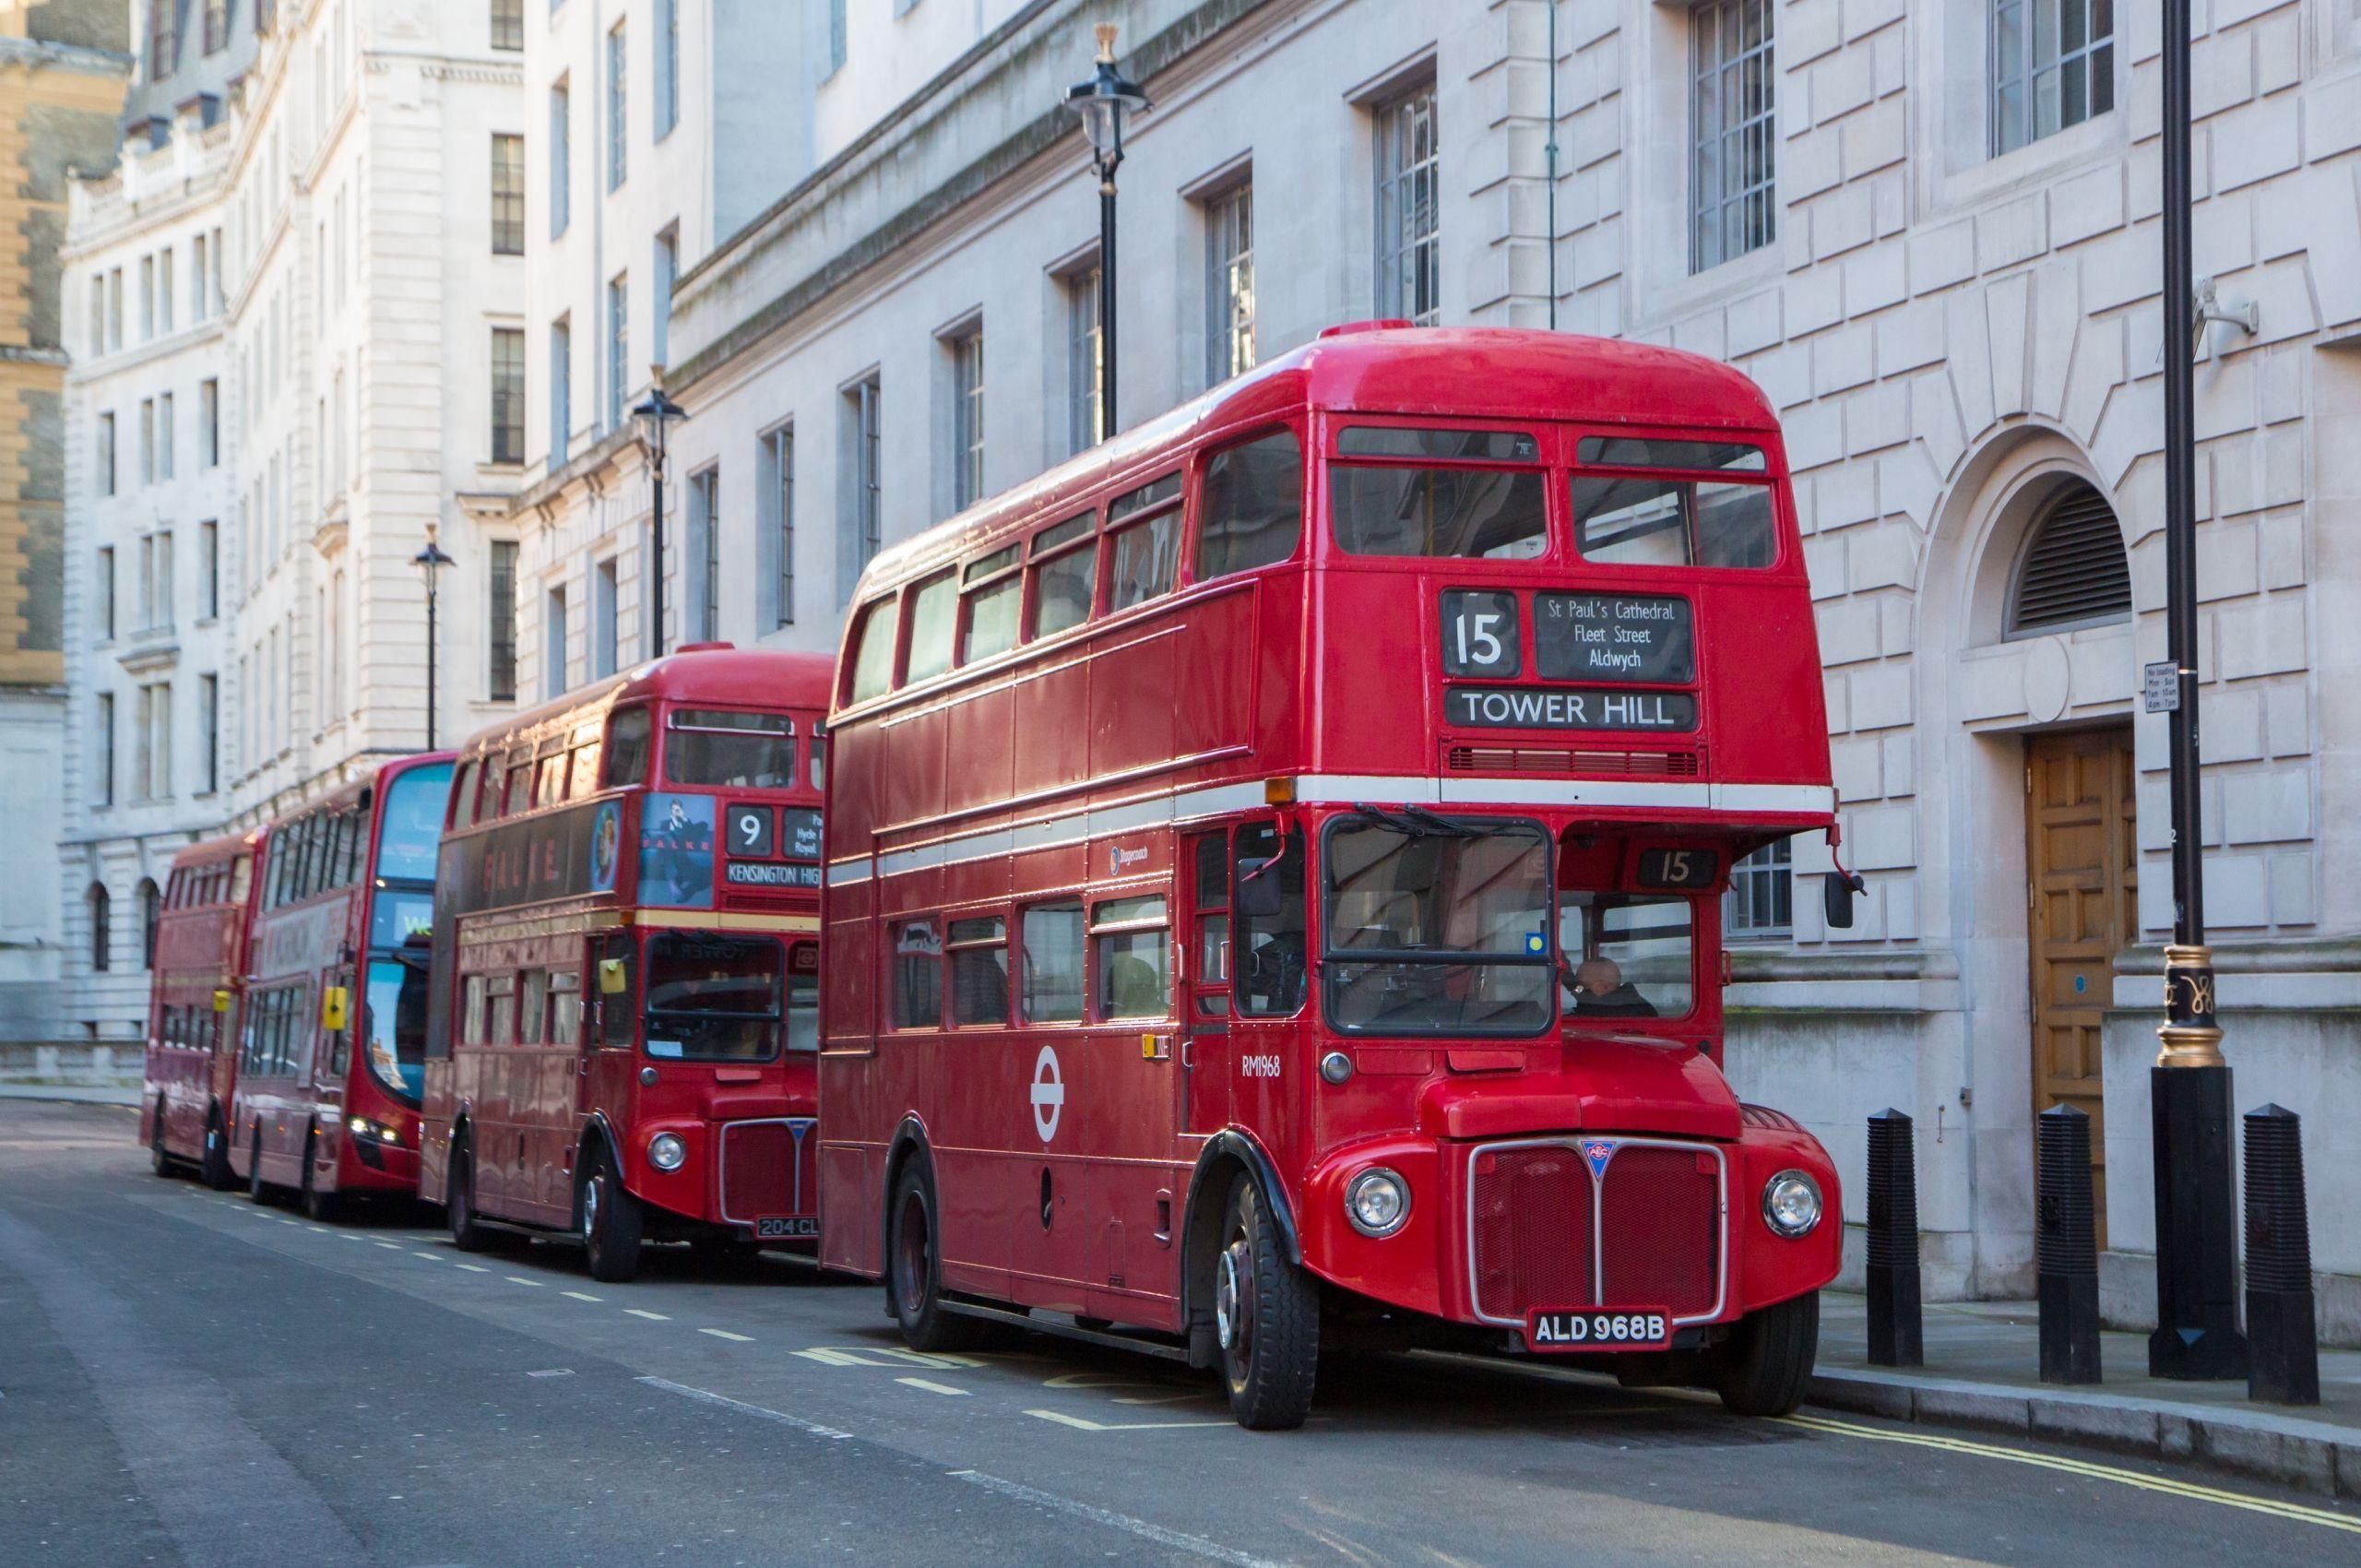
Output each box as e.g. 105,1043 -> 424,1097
1297,1121 -> 1840,1340
623,1114 -> 821,1240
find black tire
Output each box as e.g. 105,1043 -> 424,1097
300,1131 -> 341,1223
447,1135 -> 494,1253
200,1109 -> 234,1190
149,1100 -> 174,1178
245,1129 -> 268,1204
1714,1290 -> 1820,1417
1214,1177 -> 1320,1431
580,1148 -> 644,1284
886,1159 -> 985,1352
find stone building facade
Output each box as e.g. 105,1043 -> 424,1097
56,0 -> 525,1042
635,0 -> 2361,1335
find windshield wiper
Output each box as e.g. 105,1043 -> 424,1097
1347,802 -> 1489,839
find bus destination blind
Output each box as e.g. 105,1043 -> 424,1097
1532,592 -> 1693,683
1444,685 -> 1697,731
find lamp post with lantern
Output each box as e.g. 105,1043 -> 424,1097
1063,24 -> 1148,435
632,371 -> 687,661
410,524 -> 456,749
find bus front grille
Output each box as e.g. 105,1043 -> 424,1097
718,1118 -> 818,1226
1467,1139 -> 1725,1326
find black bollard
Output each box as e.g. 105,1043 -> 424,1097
1865,1109 -> 1922,1367
2036,1104 -> 2101,1384
2244,1105 -> 2319,1406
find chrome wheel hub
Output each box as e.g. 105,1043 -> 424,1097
1216,1242 -> 1247,1351
582,1176 -> 600,1241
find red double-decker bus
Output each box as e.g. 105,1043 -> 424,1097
230,751 -> 455,1218
141,832 -> 257,1187
819,326 -> 1847,1428
418,646 -> 833,1282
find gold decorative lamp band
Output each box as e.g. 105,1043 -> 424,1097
2156,942 -> 2224,1068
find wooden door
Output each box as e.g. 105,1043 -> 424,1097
2025,727 -> 2136,1250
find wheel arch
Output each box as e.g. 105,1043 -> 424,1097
880,1114 -> 933,1293
572,1113 -> 628,1228
1179,1130 -> 1301,1360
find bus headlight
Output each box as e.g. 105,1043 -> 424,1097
1762,1170 -> 1822,1238
346,1114 -> 403,1146
1345,1168 -> 1410,1238
647,1133 -> 688,1172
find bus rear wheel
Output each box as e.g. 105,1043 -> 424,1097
149,1101 -> 174,1178
1713,1290 -> 1819,1418
200,1110 -> 234,1190
245,1130 -> 269,1204
300,1132 -> 341,1223
581,1150 -> 644,1283
887,1161 -> 983,1352
447,1136 -> 494,1253
1215,1178 -> 1319,1431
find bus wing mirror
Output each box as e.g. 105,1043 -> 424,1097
1234,858 -> 1284,919
320,986 -> 350,1032
1823,872 -> 1863,930
598,957 -> 630,995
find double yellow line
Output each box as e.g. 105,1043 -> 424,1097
1782,1411 -> 2361,1535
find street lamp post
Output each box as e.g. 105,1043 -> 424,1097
1064,24 -> 1148,438
632,371 -> 688,661
2149,0 -> 2247,1382
410,524 -> 456,749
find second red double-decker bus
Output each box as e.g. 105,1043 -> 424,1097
231,752 -> 454,1218
418,646 -> 833,1281
820,325 -> 1846,1428
141,833 -> 256,1188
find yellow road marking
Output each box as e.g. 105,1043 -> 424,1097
1025,1408 -> 1232,1432
896,1376 -> 970,1396
1782,1413 -> 2361,1535
700,1328 -> 755,1343
625,1308 -> 670,1321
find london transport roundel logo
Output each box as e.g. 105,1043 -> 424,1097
1031,1044 -> 1065,1143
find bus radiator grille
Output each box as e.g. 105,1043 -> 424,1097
1445,745 -> 1703,778
718,1118 -> 818,1225
1470,1145 -> 1594,1323
1596,1146 -> 1721,1320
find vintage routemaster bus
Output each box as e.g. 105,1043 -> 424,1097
229,752 -> 454,1218
141,832 -> 257,1187
418,646 -> 833,1282
820,325 -> 1849,1429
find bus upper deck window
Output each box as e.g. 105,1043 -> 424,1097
1331,464 -> 1548,559
601,707 -> 651,788
667,708 -> 795,789
1026,511 -> 1097,641
377,761 -> 454,883
1197,432 -> 1302,580
960,545 -> 1022,664
1572,437 -> 1775,569
807,732 -> 826,790
906,572 -> 957,684
1106,508 -> 1181,612
848,598 -> 899,703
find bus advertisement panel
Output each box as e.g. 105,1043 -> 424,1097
140,834 -> 256,1188
418,647 -> 833,1282
819,327 -> 1845,1429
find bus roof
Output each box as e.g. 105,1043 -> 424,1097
170,831 -> 255,871
454,646 -> 837,764
858,327 -> 1780,592
255,751 -> 455,835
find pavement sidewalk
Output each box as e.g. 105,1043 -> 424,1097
1809,1289 -> 2361,1496
0,1081 -> 140,1107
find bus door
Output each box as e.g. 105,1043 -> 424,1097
1082,886 -> 1181,1306
539,962 -> 586,1216
313,964 -> 354,1179
1223,822 -> 1309,1175
585,931 -> 639,1177
1181,833 -> 1235,1135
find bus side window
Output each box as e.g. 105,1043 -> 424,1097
1019,902 -> 1086,1023
786,944 -> 820,1051
450,761 -> 477,827
550,969 -> 583,1047
945,917 -> 1008,1028
1091,896 -> 1171,1020
602,707 -> 651,788
1234,824 -> 1306,1017
847,599 -> 900,704
462,974 -> 488,1046
486,974 -> 517,1044
593,935 -> 636,1048
1196,431 -> 1304,581
519,969 -> 548,1046
1189,833 -> 1230,1017
890,920 -> 943,1029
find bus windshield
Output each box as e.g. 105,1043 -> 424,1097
1560,892 -> 1696,1022
643,932 -> 783,1061
665,710 -> 797,789
1322,816 -> 1554,1036
376,762 -> 454,882
363,946 -> 429,1104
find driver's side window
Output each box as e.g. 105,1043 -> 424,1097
592,933 -> 636,1048
1559,892 -> 1695,1021
1233,822 -> 1307,1017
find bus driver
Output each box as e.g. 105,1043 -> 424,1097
1564,955 -> 1658,1018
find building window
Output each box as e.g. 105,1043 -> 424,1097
492,133 -> 526,255
546,584 -> 569,698
148,2 -> 176,81
137,399 -> 155,485
606,275 -> 629,429
138,255 -> 153,340
1064,264 -> 1102,455
491,327 -> 526,464
829,0 -> 847,74
1726,840 -> 1792,940
1991,0 -> 2113,157
488,540 -> 518,701
1374,85 -> 1441,325
549,315 -> 571,463
157,249 -> 174,335
89,275 -> 103,358
653,227 -> 677,368
1691,0 -> 1777,272
97,412 -> 115,495
950,326 -> 984,511
843,375 -> 882,590
157,391 -> 174,480
136,682 -> 172,799
1204,183 -> 1255,385
107,267 -> 123,350
88,884 -> 111,971
655,0 -> 680,139
199,521 -> 219,617
606,23 -> 627,190
492,0 -> 523,51
139,879 -> 162,968
204,0 -> 229,54
94,693 -> 115,805
191,233 -> 208,321
199,673 -> 219,792
549,79 -> 571,237
688,465 -> 719,643
762,424 -> 795,628
97,546 -> 115,639
199,378 -> 219,467
593,558 -> 619,678
2007,480 -> 2130,636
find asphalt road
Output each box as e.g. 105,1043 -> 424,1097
4,1099 -> 2355,1568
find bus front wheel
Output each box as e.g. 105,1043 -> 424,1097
1215,1178 -> 1319,1431
148,1100 -> 174,1178
300,1131 -> 341,1223
581,1150 -> 644,1283
245,1130 -> 268,1205
1713,1290 -> 1819,1418
887,1161 -> 983,1352
447,1136 -> 494,1253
